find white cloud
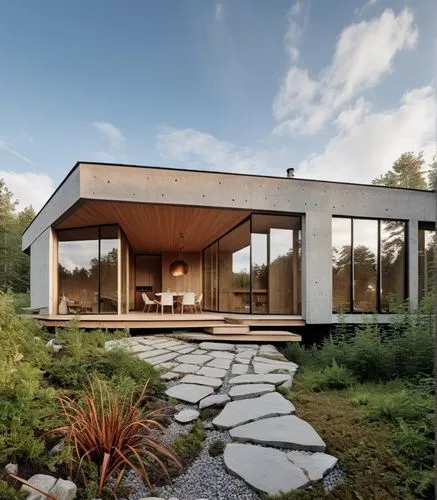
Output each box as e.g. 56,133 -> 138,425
284,0 -> 310,62
334,97 -> 371,131
355,0 -> 378,17
215,3 -> 223,21
91,122 -> 125,149
0,137 -> 34,164
156,127 -> 275,175
273,8 -> 418,135
297,85 -> 436,183
0,171 -> 54,211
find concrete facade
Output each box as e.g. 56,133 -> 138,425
23,162 -> 436,324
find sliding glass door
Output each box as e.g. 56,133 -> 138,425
203,214 -> 302,314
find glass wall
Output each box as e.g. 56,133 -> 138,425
218,221 -> 251,313
58,225 -> 120,314
418,224 -> 436,301
203,214 -> 301,314
203,242 -> 218,311
332,217 -> 407,313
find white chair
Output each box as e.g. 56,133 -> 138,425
142,293 -> 158,313
179,291 -> 196,314
154,292 -> 174,314
195,292 -> 203,313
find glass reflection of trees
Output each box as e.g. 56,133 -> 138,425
332,218 -> 406,313
58,226 -> 118,314
419,225 -> 436,301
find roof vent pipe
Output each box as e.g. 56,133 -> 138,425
286,167 -> 295,178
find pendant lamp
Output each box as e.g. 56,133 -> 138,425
170,233 -> 189,276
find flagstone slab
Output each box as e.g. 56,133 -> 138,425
180,374 -> 222,388
253,362 -> 297,375
196,366 -> 227,378
224,443 -> 310,495
230,415 -> 325,451
161,372 -> 181,381
172,363 -> 201,374
154,340 -> 183,349
166,383 -> 214,404
175,354 -> 213,365
253,357 -> 299,369
167,344 -> 196,352
146,352 -> 180,366
229,374 -> 291,385
236,344 -> 259,350
130,344 -> 156,354
208,351 -> 235,359
212,392 -> 294,429
231,363 -> 248,375
234,357 -> 250,365
190,349 -> 209,355
228,383 -> 275,400
199,394 -> 231,409
199,342 -> 236,352
175,346 -> 197,354
236,350 -> 256,359
287,451 -> 338,481
137,348 -> 169,359
174,409 -> 200,423
206,358 -> 232,369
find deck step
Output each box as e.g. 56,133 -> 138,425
224,316 -> 305,327
204,324 -> 250,335
180,332 -> 302,343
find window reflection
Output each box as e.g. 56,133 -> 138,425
203,242 -> 218,311
380,220 -> 405,311
419,224 -> 436,301
353,219 -> 378,312
332,218 -> 351,312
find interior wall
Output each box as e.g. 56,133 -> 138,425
162,252 -> 201,293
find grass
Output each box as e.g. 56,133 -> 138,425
171,419 -> 205,464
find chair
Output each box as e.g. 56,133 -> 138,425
179,291 -> 196,314
142,293 -> 158,313
194,292 -> 203,313
154,292 -> 174,314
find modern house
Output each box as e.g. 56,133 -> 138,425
22,162 -> 435,334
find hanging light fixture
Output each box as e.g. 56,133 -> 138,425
170,232 -> 189,276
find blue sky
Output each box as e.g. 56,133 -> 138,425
0,0 -> 435,209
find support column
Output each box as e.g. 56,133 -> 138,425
408,219 -> 419,309
302,212 -> 332,324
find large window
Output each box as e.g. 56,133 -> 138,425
332,217 -> 407,313
418,223 -> 436,301
58,225 -> 119,314
203,214 -> 301,314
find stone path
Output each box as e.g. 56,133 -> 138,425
106,336 -> 338,498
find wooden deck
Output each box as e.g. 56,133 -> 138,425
34,311 -> 305,334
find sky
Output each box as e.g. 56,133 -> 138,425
0,0 -> 435,211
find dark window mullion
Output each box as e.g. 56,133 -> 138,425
377,220 -> 381,313
350,218 -> 354,313
98,226 -> 101,314
249,215 -> 253,314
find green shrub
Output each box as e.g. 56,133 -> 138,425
172,419 -> 205,463
0,480 -> 26,500
12,293 -> 30,314
310,362 -> 355,392
208,439 -> 226,457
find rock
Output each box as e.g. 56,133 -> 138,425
172,363 -> 201,374
199,342 -> 236,351
174,409 -> 200,423
280,376 -> 293,390
234,357 -> 250,365
153,340 -> 183,349
206,358 -> 232,369
196,366 -> 227,378
158,361 -> 178,370
212,392 -> 294,429
204,422 -> 214,430
21,474 -> 57,498
228,383 -> 275,400
224,443 -> 310,495
236,344 -> 259,350
199,394 -> 230,409
161,371 -> 181,381
174,346 -> 197,354
180,374 -> 222,388
231,364 -> 248,375
137,348 -> 169,358
166,383 -> 214,404
190,349 -> 209,355
46,338 -> 63,353
230,415 -> 326,451
287,451 -> 338,481
49,439 -> 64,455
235,349 -> 256,359
253,356 -> 298,369
253,362 -> 297,375
4,462 -> 18,475
229,374 -> 291,385
175,354 -> 212,365
50,478 -> 77,500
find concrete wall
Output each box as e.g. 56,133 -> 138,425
30,227 -> 53,313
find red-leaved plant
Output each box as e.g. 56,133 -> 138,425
56,379 -> 180,495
